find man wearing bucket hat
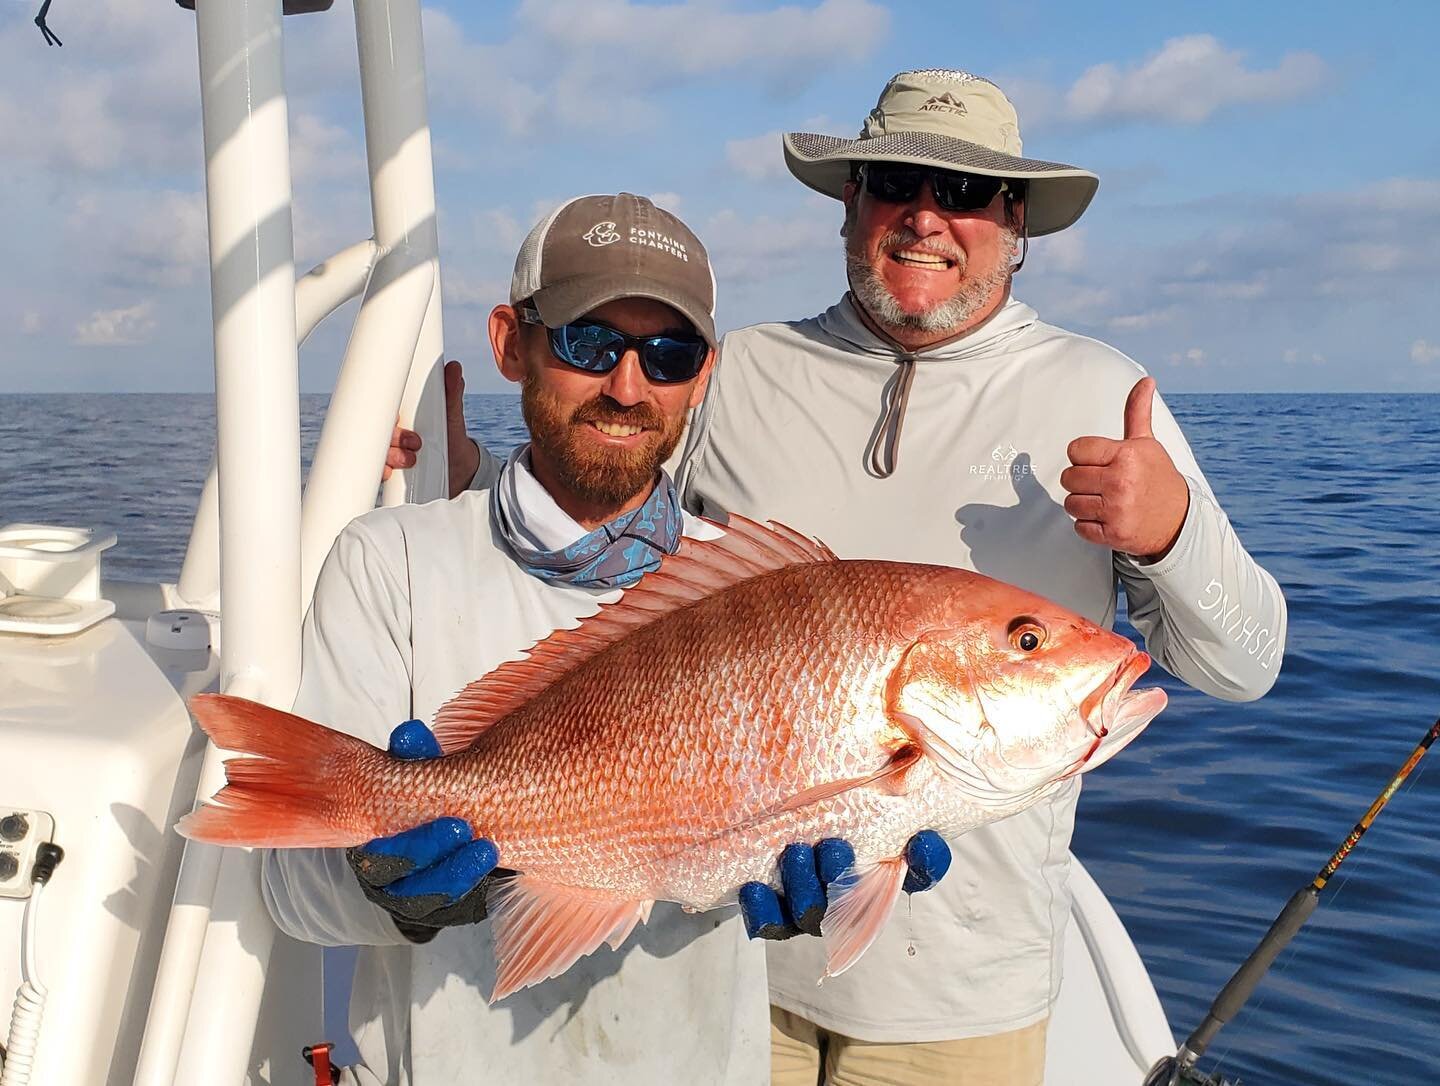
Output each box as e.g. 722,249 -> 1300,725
670,69 -> 1288,1083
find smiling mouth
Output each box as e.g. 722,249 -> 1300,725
587,420 -> 648,438
889,248 -> 957,271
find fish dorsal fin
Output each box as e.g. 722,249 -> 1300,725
431,515 -> 837,753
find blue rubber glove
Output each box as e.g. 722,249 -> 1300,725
738,830 -> 952,940
346,720 -> 502,943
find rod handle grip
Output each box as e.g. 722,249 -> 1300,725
1183,886 -> 1319,1059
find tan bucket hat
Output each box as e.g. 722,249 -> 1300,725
784,69 -> 1099,237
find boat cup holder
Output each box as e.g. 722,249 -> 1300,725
0,523 -> 118,636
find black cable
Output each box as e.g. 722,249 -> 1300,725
35,0 -> 62,47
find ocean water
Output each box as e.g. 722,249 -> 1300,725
3,392 -> 1438,1086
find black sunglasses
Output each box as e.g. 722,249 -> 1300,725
518,305 -> 709,384
860,163 -> 1014,213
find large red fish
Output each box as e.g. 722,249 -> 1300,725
180,517 -> 1165,1002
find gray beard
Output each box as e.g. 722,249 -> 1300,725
846,228 -> 1019,336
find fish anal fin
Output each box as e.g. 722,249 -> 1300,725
819,857 -> 907,978
487,875 -> 654,1003
432,516 -> 837,754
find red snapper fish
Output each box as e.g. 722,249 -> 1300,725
179,517 -> 1166,1002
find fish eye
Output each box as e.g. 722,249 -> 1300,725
1007,619 -> 1046,653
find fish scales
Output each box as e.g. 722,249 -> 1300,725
332,561 -> 943,905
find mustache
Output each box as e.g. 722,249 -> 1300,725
570,396 -> 665,431
878,228 -> 964,263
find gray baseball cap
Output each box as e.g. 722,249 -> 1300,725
510,193 -> 717,346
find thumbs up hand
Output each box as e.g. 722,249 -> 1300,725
1059,377 -> 1190,560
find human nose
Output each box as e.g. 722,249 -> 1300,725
601,349 -> 647,406
903,183 -> 948,239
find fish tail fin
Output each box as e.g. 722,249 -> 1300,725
176,692 -> 380,848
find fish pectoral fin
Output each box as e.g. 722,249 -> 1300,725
819,856 -> 907,979
486,875 -> 654,1003
776,744 -> 927,814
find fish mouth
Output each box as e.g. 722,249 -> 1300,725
1062,651 -> 1166,778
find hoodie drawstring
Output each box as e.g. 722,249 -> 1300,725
866,355 -> 916,478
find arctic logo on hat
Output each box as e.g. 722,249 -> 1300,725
919,92 -> 968,115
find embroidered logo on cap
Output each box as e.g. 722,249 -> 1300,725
918,92 -> 968,115
583,221 -> 621,247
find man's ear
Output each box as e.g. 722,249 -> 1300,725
840,179 -> 859,238
687,347 -> 718,409
489,304 -> 526,385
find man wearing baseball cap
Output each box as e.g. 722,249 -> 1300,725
674,69 -> 1288,1083
261,194 -> 778,1084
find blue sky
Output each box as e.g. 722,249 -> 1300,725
3,0 -> 1438,393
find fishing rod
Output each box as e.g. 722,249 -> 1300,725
1143,714 -> 1440,1086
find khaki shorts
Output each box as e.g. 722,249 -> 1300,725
769,1005 -> 1048,1086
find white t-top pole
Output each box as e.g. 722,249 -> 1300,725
298,0 -> 448,609
135,0 -> 313,1082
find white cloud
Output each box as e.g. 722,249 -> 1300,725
726,116 -> 832,182
1165,347 -> 1207,366
425,2 -> 885,135
443,275 -> 508,309
290,113 -> 366,185
21,311 -> 42,335
0,0 -> 199,175
701,207 -> 837,281
1030,285 -> 1114,323
1412,339 -> 1440,365
74,302 -> 157,346
472,209 -> 528,255
727,131 -> 789,181
64,189 -> 210,289
648,192 -> 684,214
1030,227 -> 1088,274
1324,178 -> 1440,216
517,0 -> 886,88
422,9 -> 546,134
1161,274 -> 1271,301
1326,242 -> 1405,274
1106,307 -> 1179,331
1063,35 -> 1327,125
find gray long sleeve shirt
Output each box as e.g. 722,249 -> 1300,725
676,293 -> 1286,1042
259,490 -> 768,1085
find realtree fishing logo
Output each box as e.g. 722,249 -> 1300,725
968,444 -> 1032,481
1198,579 -> 1280,669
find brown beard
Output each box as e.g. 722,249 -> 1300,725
520,377 -> 687,510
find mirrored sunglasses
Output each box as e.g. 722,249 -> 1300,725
518,305 -> 709,384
